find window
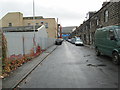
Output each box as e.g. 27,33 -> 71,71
96,17 -> 99,25
104,10 -> 109,22
41,21 -> 44,24
8,23 -> 12,27
90,22 -> 91,28
45,23 -> 48,28
36,23 -> 39,26
109,30 -> 115,40
28,23 -> 31,26
86,26 -> 88,30
116,29 -> 120,38
97,19 -> 99,25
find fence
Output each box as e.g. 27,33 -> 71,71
2,29 -> 55,77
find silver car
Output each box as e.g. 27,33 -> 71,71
75,39 -> 84,46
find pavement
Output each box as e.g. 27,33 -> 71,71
84,44 -> 95,49
2,45 -> 58,89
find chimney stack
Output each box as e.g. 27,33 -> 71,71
102,2 -> 108,7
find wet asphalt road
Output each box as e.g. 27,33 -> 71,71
19,41 -> 118,88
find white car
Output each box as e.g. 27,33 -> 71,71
75,39 -> 84,46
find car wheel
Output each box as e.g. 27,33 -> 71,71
95,48 -> 101,56
112,52 -> 120,65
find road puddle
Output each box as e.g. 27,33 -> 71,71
87,64 -> 106,67
84,55 -> 91,57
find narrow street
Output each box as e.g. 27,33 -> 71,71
18,41 -> 118,88
1,1 -> 120,90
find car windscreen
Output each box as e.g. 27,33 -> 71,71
76,39 -> 82,42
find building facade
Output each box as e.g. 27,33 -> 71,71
0,33 -> 1,76
62,26 -> 76,39
71,2 -> 120,45
1,12 -> 23,27
0,12 -> 57,38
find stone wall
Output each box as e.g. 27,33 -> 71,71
73,2 -> 120,45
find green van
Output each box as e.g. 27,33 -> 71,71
94,25 -> 120,65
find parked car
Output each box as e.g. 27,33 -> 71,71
61,38 -> 64,42
94,25 -> 120,65
67,39 -> 71,42
71,38 -> 75,44
75,39 -> 84,46
55,38 -> 63,45
75,37 -> 81,40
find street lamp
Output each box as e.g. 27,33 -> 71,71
33,0 -> 36,54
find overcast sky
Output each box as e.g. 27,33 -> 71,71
0,0 -> 110,27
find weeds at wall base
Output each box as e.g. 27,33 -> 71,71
1,49 -> 42,79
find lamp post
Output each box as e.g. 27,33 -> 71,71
33,0 -> 36,54
33,0 -> 35,35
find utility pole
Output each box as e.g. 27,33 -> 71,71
33,0 -> 36,54
33,0 -> 35,35
56,18 -> 62,38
